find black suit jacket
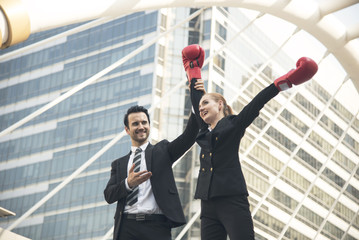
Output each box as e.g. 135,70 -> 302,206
191,83 -> 279,200
103,112 -> 199,240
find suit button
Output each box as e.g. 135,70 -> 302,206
216,137 -> 218,141
210,168 -> 213,171
210,153 -> 212,157
202,168 -> 205,171
202,154 -> 204,158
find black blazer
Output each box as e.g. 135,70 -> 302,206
103,112 -> 199,240
191,83 -> 279,200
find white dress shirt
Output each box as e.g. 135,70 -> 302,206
124,142 -> 163,214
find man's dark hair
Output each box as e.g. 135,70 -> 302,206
124,105 -> 150,128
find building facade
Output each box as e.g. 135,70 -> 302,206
0,7 -> 358,240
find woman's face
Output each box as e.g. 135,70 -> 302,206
199,94 -> 222,125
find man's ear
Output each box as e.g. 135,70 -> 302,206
125,126 -> 130,135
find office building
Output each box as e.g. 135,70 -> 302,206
0,6 -> 358,240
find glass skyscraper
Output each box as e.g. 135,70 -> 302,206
1,7 -> 358,240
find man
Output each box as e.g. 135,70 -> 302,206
103,100 -> 203,239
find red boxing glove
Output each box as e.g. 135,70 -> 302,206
182,44 -> 205,81
274,57 -> 318,91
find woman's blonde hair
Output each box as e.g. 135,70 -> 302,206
204,93 -> 233,117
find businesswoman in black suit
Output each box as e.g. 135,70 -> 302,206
183,44 -> 318,239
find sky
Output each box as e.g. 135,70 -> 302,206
246,2 -> 359,114
333,3 -> 359,26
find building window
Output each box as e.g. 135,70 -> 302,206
266,126 -> 297,152
331,99 -> 353,123
322,167 -> 345,188
310,185 -> 335,208
346,184 -> 359,201
294,93 -> 320,118
298,205 -> 323,228
310,81 -> 331,102
215,21 -> 227,41
308,131 -> 333,153
344,134 -> 359,153
284,227 -> 311,240
332,150 -> 356,174
160,13 -> 167,30
272,188 -> 298,210
320,115 -> 344,137
153,107 -> 160,129
334,201 -> 356,223
188,8 -> 200,45
296,149 -> 322,171
155,75 -> 163,96
213,54 -> 225,73
280,109 -> 309,134
282,167 -> 310,192
252,209 -> 285,236
158,44 -> 165,65
322,221 -> 345,239
203,20 -> 211,40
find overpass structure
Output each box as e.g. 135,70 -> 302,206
1,0 -> 359,91
0,1 -> 358,239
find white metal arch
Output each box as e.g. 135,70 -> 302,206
0,0 -> 358,238
1,0 -> 359,91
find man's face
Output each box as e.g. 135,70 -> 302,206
125,112 -> 150,147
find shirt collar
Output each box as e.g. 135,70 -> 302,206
131,141 -> 149,153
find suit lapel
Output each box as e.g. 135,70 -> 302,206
197,129 -> 211,151
145,143 -> 153,171
119,151 -> 131,179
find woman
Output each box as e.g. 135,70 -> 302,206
192,80 -> 277,239
184,44 -> 318,240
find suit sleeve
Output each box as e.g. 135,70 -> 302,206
234,83 -> 279,129
103,160 -> 129,204
167,112 -> 199,162
190,79 -> 207,129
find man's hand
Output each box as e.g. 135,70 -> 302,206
127,164 -> 152,189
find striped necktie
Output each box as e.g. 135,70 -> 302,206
126,147 -> 142,206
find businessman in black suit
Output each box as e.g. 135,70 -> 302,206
104,89 -> 203,240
